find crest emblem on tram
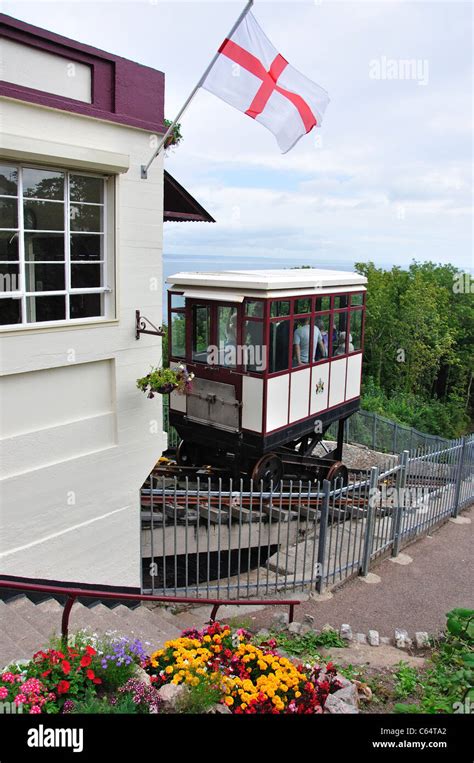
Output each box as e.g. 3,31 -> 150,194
315,378 -> 325,394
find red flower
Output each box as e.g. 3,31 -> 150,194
92,677 -> 102,685
85,646 -> 96,656
80,655 -> 92,668
61,660 -> 71,675
57,680 -> 70,695
41,669 -> 52,678
86,669 -> 95,680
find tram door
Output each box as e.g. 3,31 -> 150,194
187,300 -> 241,433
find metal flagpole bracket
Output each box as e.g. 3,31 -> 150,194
135,309 -> 165,340
140,0 -> 254,179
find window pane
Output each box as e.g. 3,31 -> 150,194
0,231 -> 19,261
243,319 -> 265,372
349,310 -> 362,351
334,294 -> 349,309
26,295 -> 65,322
70,233 -> 102,261
71,264 -> 101,289
270,300 -> 290,318
293,317 -> 311,366
315,296 -> 330,311
192,305 -> 210,362
0,198 -> 18,228
245,300 -> 264,318
170,293 -> 185,309
170,311 -> 186,358
24,232 -> 64,261
351,292 -> 364,306
24,200 -> 64,231
313,314 -> 330,361
0,297 -> 21,325
0,165 -> 18,196
294,298 -> 311,315
70,293 -> 102,319
269,319 -> 290,372
217,305 -> 237,367
0,263 -> 20,292
25,263 -> 65,292
70,204 -> 103,232
23,168 -> 64,200
70,175 -> 103,204
333,311 -> 349,356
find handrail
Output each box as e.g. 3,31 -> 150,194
0,579 -> 298,644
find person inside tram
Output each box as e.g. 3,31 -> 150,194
334,331 -> 354,355
224,309 -> 237,361
314,318 -> 329,361
294,317 -> 326,365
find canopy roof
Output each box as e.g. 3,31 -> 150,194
164,171 -> 215,223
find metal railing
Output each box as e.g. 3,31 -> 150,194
162,399 -> 450,455
0,579 -> 299,643
141,435 -> 474,597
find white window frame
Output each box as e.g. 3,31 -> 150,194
0,161 -> 115,328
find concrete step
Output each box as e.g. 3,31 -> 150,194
6,597 -> 63,641
0,601 -> 52,658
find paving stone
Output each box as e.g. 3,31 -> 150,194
368,629 -> 380,646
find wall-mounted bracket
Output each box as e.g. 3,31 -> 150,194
135,309 -> 165,340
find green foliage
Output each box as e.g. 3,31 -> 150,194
71,692 -> 138,714
394,609 -> 474,714
272,628 -> 345,658
356,260 -> 473,437
175,680 -> 221,714
164,119 -> 183,148
393,662 -> 420,699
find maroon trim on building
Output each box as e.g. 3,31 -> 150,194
164,171 -> 216,223
0,13 -> 165,133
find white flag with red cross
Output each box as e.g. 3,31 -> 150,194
202,11 -> 329,153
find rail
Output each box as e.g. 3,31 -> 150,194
0,579 -> 299,644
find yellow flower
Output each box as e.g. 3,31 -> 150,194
224,696 -> 234,706
165,666 -> 174,674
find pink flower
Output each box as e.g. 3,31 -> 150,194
29,705 -> 41,714
14,693 -> 26,705
0,687 -> 8,700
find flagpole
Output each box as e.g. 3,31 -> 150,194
141,0 -> 254,178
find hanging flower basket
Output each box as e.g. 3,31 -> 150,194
136,363 -> 194,399
163,119 -> 183,150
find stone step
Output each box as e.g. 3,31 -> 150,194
0,601 -> 51,662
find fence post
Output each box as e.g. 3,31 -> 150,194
361,466 -> 379,576
452,437 -> 467,518
392,450 -> 409,557
372,413 -> 377,450
316,480 -> 330,594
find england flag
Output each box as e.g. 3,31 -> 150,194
202,11 -> 330,153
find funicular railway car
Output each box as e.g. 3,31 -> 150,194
166,269 -> 367,487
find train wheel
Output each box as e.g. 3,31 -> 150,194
176,440 -> 200,467
326,461 -> 349,486
251,453 -> 283,491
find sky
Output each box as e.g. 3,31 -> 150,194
5,0 -> 473,274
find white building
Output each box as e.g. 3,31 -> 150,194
0,14 -> 213,590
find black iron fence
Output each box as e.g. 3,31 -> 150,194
141,436 -> 473,597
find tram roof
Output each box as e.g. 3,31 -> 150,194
167,268 -> 367,298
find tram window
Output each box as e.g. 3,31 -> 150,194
170,311 -> 186,358
350,293 -> 364,306
315,296 -> 330,311
293,317 -> 311,366
217,305 -> 237,367
192,305 -> 210,363
243,319 -> 265,372
334,294 -> 349,309
332,311 -> 349,356
313,314 -> 330,361
270,300 -> 290,318
349,310 -> 362,351
170,293 -> 185,309
294,298 -> 312,315
270,319 -> 290,372
245,300 -> 264,318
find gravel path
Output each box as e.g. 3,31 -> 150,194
251,506 -> 473,638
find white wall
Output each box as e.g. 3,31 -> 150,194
0,99 -> 165,587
